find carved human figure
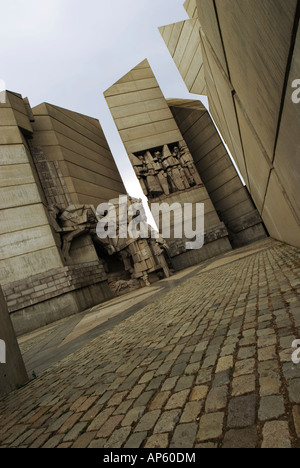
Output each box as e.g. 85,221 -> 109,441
144,169 -> 162,198
157,170 -> 170,195
178,143 -> 202,186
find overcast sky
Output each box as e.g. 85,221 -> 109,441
0,0 -> 207,221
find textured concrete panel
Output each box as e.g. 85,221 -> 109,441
184,0 -> 198,19
196,0 -> 228,74
32,103 -> 126,208
200,33 -> 249,184
0,225 -> 56,261
0,145 -> 29,166
234,97 -> 272,213
0,204 -> 49,235
169,100 -> 266,247
0,247 -> 64,286
215,0 -> 298,160
273,26 -> 300,220
159,19 -> 206,95
262,171 -> 300,248
104,60 -> 182,153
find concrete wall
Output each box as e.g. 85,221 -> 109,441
104,59 -> 183,154
0,92 -> 64,288
184,0 -> 198,19
0,286 -> 28,396
161,1 -> 300,248
169,99 -> 267,247
159,19 -> 206,95
32,103 -> 126,207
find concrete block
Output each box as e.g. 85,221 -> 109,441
262,171 -> 300,248
215,0 -> 298,160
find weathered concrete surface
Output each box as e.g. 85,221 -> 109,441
0,287 -> 28,396
168,99 -> 267,248
0,239 -> 299,448
160,1 -> 300,249
32,103 -> 126,208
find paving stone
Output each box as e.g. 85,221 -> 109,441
197,413 -> 224,441
127,385 -> 146,400
145,376 -> 165,391
175,376 -> 195,392
149,392 -> 171,411
133,391 -> 155,408
165,390 -> 190,410
29,433 -> 51,449
145,433 -> 169,449
190,385 -> 208,401
258,346 -> 277,362
282,362 -> 300,380
202,354 -> 218,368
216,356 -> 234,373
288,379 -> 300,403
170,423 -> 197,448
114,400 -> 133,415
220,344 -> 236,357
134,410 -> 161,432
222,427 -> 258,448
71,431 -> 97,448
258,361 -> 281,396
185,363 -> 200,375
153,410 -> 181,434
124,431 -> 147,448
258,335 -> 277,348
88,407 -> 115,431
212,370 -> 231,388
107,392 -> 128,407
97,415 -> 123,438
139,372 -> 155,385
88,438 -> 106,448
205,386 -> 228,412
196,369 -> 213,384
261,421 -> 291,448
63,422 -> 89,442
42,434 -> 64,449
170,362 -> 187,377
258,396 -> 285,421
232,375 -> 256,396
234,359 -> 255,377
161,377 -> 179,392
237,346 -> 256,360
180,402 -> 203,423
121,407 -> 145,427
195,442 -> 218,448
227,395 -> 256,428
190,351 -> 204,364
104,427 -> 131,448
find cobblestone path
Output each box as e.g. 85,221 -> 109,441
0,240 -> 299,448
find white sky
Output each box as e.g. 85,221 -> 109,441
0,0 -> 208,222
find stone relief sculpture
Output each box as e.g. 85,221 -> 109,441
50,198 -> 171,297
129,139 -> 203,199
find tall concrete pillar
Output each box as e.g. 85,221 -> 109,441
0,287 -> 28,396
